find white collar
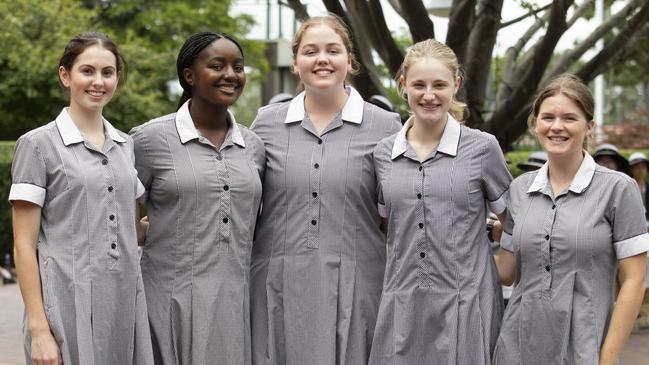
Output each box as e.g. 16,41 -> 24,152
527,152 -> 596,194
391,114 -> 461,160
283,86 -> 364,124
175,99 -> 245,147
55,107 -> 125,146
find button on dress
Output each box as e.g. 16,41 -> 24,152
370,116 -> 512,365
493,154 -> 649,365
250,87 -> 401,365
9,108 -> 152,365
130,100 -> 265,365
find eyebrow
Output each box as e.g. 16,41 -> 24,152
207,57 -> 244,62
301,43 -> 344,48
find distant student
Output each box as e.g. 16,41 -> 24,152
10,32 -> 153,365
369,39 -> 512,364
249,15 -> 401,365
130,32 -> 265,365
494,74 -> 649,365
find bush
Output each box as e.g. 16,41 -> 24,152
0,141 -> 14,263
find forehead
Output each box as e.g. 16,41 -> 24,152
299,24 -> 345,47
404,57 -> 455,81
198,38 -> 243,62
73,45 -> 117,68
539,93 -> 583,113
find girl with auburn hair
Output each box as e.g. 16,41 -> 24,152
10,32 -> 153,365
494,74 -> 649,365
130,32 -> 265,365
370,38 -> 511,364
249,14 -> 401,365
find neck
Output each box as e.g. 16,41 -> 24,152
547,151 -> 584,186
189,98 -> 229,131
67,103 -> 104,134
303,86 -> 348,115
408,114 -> 447,144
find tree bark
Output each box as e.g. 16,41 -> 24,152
396,0 -> 436,42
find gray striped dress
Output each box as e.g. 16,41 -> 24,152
494,154 -> 649,365
370,115 -> 512,365
250,87 -> 401,365
9,108 -> 153,365
130,100 -> 265,365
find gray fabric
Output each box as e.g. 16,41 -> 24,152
494,154 -> 649,365
250,93 -> 401,365
130,103 -> 265,365
10,109 -> 153,365
370,119 -> 512,364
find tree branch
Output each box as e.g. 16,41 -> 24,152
446,0 -> 477,62
283,0 -> 310,22
500,3 -> 551,28
543,0 -> 639,84
396,0 -> 435,42
464,0 -> 505,128
577,1 -> 649,82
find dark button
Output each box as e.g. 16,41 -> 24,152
549,246 -> 554,252
418,223 -> 424,229
552,205 -> 556,210
223,217 -> 229,223
311,219 -> 317,226
101,159 -> 108,165
420,252 -> 426,258
314,163 -> 319,169
215,154 -> 223,161
107,186 -> 114,192
223,185 -> 229,191
417,193 -> 422,199
545,234 -> 550,240
545,265 -> 551,271
312,192 -> 318,198
418,166 -> 423,171
111,242 -> 116,249
317,139 -> 322,144
109,214 -> 115,221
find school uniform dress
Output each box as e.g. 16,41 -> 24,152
9,108 -> 153,365
493,154 -> 649,365
249,87 -> 401,365
369,115 -> 512,364
130,100 -> 265,365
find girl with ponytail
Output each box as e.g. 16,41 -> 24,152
369,39 -> 512,364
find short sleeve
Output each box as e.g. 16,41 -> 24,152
373,141 -> 391,219
129,126 -> 153,202
609,178 -> 649,259
481,135 -> 512,215
500,188 -> 515,252
250,132 -> 266,181
9,136 -> 47,206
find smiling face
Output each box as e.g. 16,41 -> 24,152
293,24 -> 352,92
534,93 -> 594,161
59,45 -> 119,113
184,38 -> 245,108
401,57 -> 459,126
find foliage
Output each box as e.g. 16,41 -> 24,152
0,0 -> 268,139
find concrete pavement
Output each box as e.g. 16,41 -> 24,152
1,282 -> 648,365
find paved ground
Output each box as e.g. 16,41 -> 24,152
1,283 -> 648,365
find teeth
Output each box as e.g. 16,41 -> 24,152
87,91 -> 104,96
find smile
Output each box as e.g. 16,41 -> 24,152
548,136 -> 569,142
86,90 -> 105,97
313,69 -> 334,76
216,84 -> 239,93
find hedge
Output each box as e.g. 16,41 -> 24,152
0,142 -> 648,262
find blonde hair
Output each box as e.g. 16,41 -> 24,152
292,14 -> 359,92
528,74 -> 594,149
397,39 -> 466,121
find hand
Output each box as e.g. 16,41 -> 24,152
492,221 -> 503,242
137,216 -> 149,245
31,329 -> 62,365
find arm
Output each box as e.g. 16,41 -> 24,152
135,203 -> 148,246
495,247 -> 517,286
13,200 -> 62,365
598,253 -> 646,365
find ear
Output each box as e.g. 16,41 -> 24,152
586,119 -> 595,137
291,58 -> 298,75
59,66 -> 71,88
183,68 -> 194,87
454,76 -> 461,95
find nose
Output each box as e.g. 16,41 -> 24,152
222,65 -> 236,79
316,50 -> 329,64
92,71 -> 103,86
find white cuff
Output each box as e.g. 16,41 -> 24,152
500,232 -> 514,252
614,232 -> 649,259
488,196 -> 506,215
377,203 -> 387,218
9,183 -> 46,207
136,179 -> 145,199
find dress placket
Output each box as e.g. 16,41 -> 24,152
307,135 -> 324,249
415,162 -> 430,287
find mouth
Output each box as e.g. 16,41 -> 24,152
313,69 -> 334,76
547,136 -> 569,143
216,84 -> 239,94
419,103 -> 440,112
86,90 -> 105,97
